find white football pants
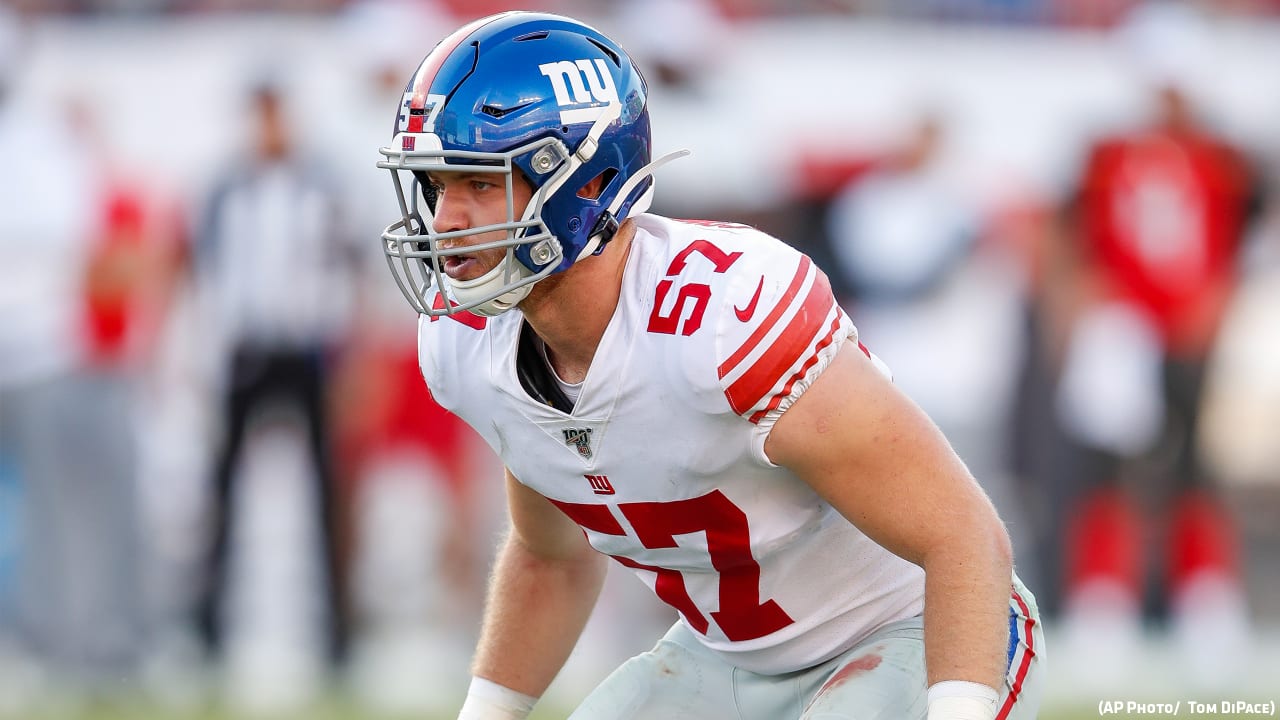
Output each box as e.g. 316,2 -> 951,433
567,575 -> 1043,720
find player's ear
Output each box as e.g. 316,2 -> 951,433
576,169 -> 616,200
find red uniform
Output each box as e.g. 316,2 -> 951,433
1078,128 -> 1251,356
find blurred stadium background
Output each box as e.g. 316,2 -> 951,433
2,0 -> 1279,718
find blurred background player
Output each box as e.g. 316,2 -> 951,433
191,78 -> 357,682
0,0 -> 196,701
1014,1 -> 1261,691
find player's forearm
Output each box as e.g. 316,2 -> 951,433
471,532 -> 609,698
920,521 -> 1012,691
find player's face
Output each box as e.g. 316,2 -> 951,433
427,170 -> 534,282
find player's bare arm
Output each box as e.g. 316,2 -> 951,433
764,343 -> 1013,691
470,468 -> 609,698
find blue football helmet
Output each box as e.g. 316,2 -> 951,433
379,11 -> 678,317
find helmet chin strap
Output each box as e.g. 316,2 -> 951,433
447,261 -> 534,317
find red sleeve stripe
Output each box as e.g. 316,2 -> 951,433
747,313 -> 843,424
724,269 -> 836,417
717,256 -> 812,380
996,590 -> 1038,720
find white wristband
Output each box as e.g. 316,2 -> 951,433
927,680 -> 1000,720
456,676 -> 538,720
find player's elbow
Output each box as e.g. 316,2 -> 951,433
986,520 -> 1015,575
962,487 -> 1014,573
964,500 -> 1014,570
924,503 -> 1013,576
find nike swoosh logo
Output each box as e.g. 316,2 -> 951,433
735,277 -> 764,322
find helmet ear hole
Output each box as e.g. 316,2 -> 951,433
577,168 -> 618,200
412,170 -> 438,212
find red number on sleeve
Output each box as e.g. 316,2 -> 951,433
668,239 -> 743,274
647,240 -> 743,336
648,279 -> 712,336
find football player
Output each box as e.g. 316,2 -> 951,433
375,11 -> 1043,720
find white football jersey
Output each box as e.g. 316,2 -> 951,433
417,214 -> 925,675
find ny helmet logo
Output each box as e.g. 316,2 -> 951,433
563,428 -> 593,458
538,59 -> 618,125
